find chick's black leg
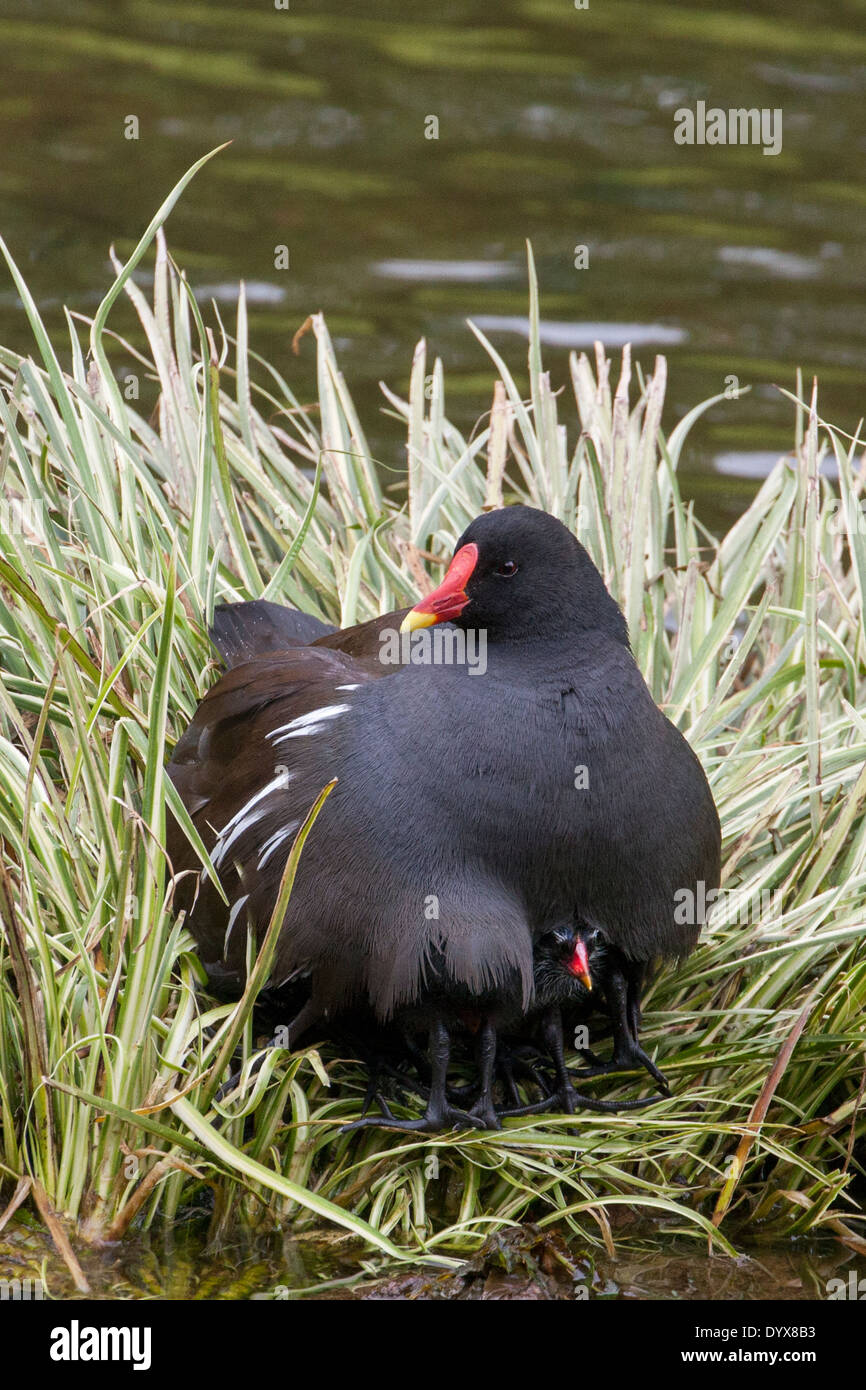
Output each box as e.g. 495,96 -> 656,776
504,1006 -> 598,1117
542,1005 -> 577,1113
498,1004 -> 659,1118
497,1047 -> 523,1108
495,1006 -> 576,1116
626,960 -> 645,1041
575,963 -> 670,1096
342,1016 -> 476,1133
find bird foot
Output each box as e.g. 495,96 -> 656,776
498,1085 -> 660,1119
572,1045 -> 671,1097
341,1102 -> 478,1135
466,1098 -> 502,1132
359,1079 -> 399,1122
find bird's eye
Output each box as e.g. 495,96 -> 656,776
543,929 -> 569,949
496,561 -> 518,577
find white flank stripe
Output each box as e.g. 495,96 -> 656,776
258,821 -> 300,869
213,774 -> 288,866
224,894 -> 249,955
335,683 -> 361,691
269,702 -> 350,746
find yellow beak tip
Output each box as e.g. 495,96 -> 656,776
399,609 -> 438,634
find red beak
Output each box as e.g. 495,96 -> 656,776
400,543 -> 479,632
566,940 -> 592,990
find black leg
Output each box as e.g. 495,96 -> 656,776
400,1028 -> 433,1084
397,1026 -> 479,1106
468,1018 -> 502,1130
542,1006 -> 576,1113
626,959 -> 645,1040
573,964 -> 670,1096
342,1016 -> 477,1133
499,1005 -> 659,1117
498,1047 -> 523,1107
577,1047 -> 605,1067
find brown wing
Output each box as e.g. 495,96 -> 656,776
209,599 -> 412,669
165,644 -> 385,960
311,608 -> 411,659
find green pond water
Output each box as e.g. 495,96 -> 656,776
0,1217 -> 857,1300
1,0 -> 863,1296
1,0 -> 865,529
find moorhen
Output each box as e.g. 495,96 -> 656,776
497,921 -> 661,1118
566,918 -> 672,1094
166,505 -> 721,1130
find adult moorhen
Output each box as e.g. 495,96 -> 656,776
166,505 -> 721,1130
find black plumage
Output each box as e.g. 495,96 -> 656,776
166,505 -> 720,1128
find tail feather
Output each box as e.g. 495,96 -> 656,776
210,600 -> 336,669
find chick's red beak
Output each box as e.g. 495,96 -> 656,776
400,543 -> 479,633
566,940 -> 592,990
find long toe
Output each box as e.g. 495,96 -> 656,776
497,1096 -> 559,1119
569,1059 -> 620,1081
570,1056 -> 671,1099
341,1115 -> 435,1135
498,1087 -> 660,1119
634,1048 -> 671,1096
215,1069 -> 242,1103
568,1088 -> 661,1113
577,1048 -> 605,1068
500,1063 -> 522,1108
341,1102 -> 477,1135
468,1101 -> 502,1132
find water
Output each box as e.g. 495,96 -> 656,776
1,0 -> 865,527
0,1219 -> 853,1300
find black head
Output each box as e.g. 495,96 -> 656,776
401,505 -> 629,645
533,920 -> 607,1009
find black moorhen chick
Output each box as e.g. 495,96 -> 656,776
166,505 -> 720,1131
504,917 -> 672,1098
497,921 -> 665,1118
565,918 -> 672,1094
